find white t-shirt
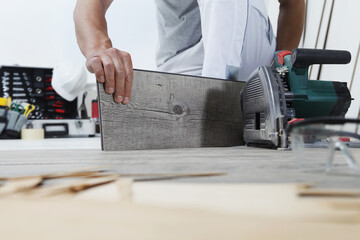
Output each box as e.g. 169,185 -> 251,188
155,0 -> 276,81
154,0 -> 202,67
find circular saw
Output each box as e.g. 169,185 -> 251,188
241,48 -> 352,149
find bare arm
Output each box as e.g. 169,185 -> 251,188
74,0 -> 133,104
276,0 -> 305,50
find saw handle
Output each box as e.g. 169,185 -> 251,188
291,48 -> 351,68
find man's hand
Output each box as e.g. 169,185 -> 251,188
74,0 -> 133,104
277,0 -> 305,51
86,48 -> 133,104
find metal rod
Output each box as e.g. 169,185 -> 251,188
317,0 -> 335,80
302,0 -> 308,47
349,43 -> 360,91
310,0 -> 327,78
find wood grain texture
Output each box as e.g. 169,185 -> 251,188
2,197 -> 360,240
98,70 -> 245,151
2,146 -> 360,188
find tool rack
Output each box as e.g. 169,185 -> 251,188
0,66 -> 77,120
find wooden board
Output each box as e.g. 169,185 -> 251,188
98,70 -> 245,151
2,197 -> 360,240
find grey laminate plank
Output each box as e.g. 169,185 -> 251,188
98,70 -> 245,151
1,147 -> 360,188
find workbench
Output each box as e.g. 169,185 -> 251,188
1,137 -> 359,188
1,137 -> 360,240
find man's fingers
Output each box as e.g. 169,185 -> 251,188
86,58 -> 94,73
89,57 -> 105,83
101,55 -> 115,94
85,48 -> 133,104
121,52 -> 133,105
108,49 -> 126,104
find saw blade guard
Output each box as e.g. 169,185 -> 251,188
241,66 -> 288,148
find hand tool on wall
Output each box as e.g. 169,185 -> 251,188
11,114 -> 28,136
6,110 -> 20,133
23,103 -> 35,117
91,99 -> 99,120
241,48 -> 352,149
79,92 -> 88,119
0,97 -> 8,134
0,99 -> 36,138
10,102 -> 25,114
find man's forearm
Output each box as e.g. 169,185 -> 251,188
73,0 -> 134,105
74,0 -> 113,58
276,0 -> 305,50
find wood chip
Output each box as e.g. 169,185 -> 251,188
297,183 -> 360,198
298,188 -> 360,198
0,165 -> 110,181
132,172 -> 226,181
32,175 -> 120,197
0,176 -> 43,195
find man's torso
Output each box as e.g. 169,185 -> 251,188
154,0 -> 202,67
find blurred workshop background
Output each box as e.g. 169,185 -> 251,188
0,0 -> 359,116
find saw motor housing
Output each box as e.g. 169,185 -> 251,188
241,48 -> 352,149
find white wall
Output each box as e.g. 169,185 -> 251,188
0,0 -> 158,70
0,0 -> 64,67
